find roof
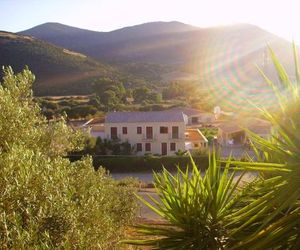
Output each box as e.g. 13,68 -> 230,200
68,120 -> 89,128
105,111 -> 188,123
248,125 -> 271,135
217,117 -> 272,134
185,129 -> 208,142
169,107 -> 208,116
82,117 -> 105,126
217,122 -> 243,133
90,124 -> 105,132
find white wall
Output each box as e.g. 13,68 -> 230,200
188,113 -> 215,124
104,121 -> 186,156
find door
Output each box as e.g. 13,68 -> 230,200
111,127 -> 118,140
161,142 -> 167,155
146,126 -> 153,139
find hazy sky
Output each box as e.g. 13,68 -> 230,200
1,0 -> 300,43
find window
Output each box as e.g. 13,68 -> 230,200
170,142 -> 176,151
191,117 -> 198,124
194,143 -> 199,148
172,126 -> 179,139
136,143 -> 142,152
111,127 -> 118,140
146,126 -> 153,139
122,127 -> 127,134
137,127 -> 142,134
145,143 -> 151,151
160,126 -> 168,134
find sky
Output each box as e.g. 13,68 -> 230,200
0,0 -> 300,44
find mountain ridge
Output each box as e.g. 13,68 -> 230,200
8,21 -> 300,110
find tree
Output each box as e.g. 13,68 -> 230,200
0,67 -> 137,248
147,92 -> 162,103
92,77 -> 126,110
133,86 -> 150,103
162,82 -> 182,99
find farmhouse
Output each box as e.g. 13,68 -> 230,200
104,111 -> 208,156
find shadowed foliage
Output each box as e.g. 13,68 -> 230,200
0,67 -> 137,248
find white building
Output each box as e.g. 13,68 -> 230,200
105,111 -> 188,156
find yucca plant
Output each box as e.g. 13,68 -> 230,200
123,151 -> 255,249
125,43 -> 300,249
225,43 -> 300,249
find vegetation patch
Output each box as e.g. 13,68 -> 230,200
0,67 -> 137,248
69,154 -> 209,173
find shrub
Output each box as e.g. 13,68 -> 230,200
0,67 -> 137,248
69,155 -> 209,173
123,153 -> 252,249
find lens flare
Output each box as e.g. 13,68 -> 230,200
190,31 -> 287,115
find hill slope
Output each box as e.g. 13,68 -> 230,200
0,31 -> 116,95
19,22 -> 295,73
18,22 -> 299,111
19,21 -> 197,50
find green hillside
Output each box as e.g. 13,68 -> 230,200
0,31 -> 117,95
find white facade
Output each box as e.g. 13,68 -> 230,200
188,113 -> 215,125
104,121 -> 186,156
168,107 -> 215,125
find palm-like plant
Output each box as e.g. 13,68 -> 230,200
225,43 -> 300,249
123,152 -> 254,249
124,43 -> 300,249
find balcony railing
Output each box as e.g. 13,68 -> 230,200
169,133 -> 185,140
142,134 -> 156,141
106,133 -> 186,142
107,134 -> 121,140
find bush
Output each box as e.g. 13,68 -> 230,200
0,67 -> 137,248
139,104 -> 165,111
123,153 -> 251,248
69,155 -> 209,173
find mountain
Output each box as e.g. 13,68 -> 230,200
0,31 -> 117,95
19,22 -> 295,70
16,22 -> 300,111
19,21 -> 197,55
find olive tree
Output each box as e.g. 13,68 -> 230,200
0,67 -> 137,249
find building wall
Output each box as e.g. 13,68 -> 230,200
218,129 -> 271,146
90,131 -> 105,139
104,121 -> 186,155
188,113 -> 215,125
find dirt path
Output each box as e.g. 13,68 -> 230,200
136,190 -> 163,221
